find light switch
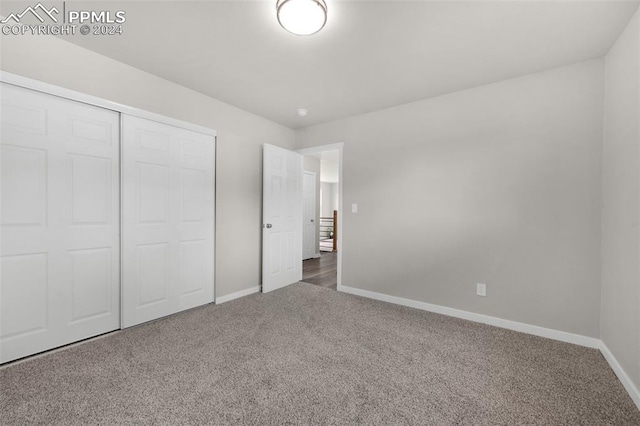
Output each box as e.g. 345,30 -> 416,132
352,203 -> 358,213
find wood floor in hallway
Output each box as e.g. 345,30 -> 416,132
302,252 -> 337,290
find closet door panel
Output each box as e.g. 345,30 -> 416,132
122,116 -> 214,328
176,130 -> 214,311
58,94 -> 120,342
0,84 -> 120,363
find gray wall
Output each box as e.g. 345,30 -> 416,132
601,9 -> 640,391
296,60 -> 604,337
320,182 -> 339,218
0,34 -> 296,299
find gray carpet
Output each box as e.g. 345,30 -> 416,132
1,282 -> 639,425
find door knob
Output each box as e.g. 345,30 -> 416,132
310,219 -> 314,223
265,223 -> 273,229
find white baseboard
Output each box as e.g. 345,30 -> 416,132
599,342 -> 640,411
216,286 -> 260,304
338,285 -> 600,348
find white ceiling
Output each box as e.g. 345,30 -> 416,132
47,0 -> 640,128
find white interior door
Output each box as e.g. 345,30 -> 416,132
0,83 -> 120,363
122,115 -> 214,328
262,144 -> 302,292
302,171 -> 316,260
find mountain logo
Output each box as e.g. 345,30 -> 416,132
1,3 -> 60,24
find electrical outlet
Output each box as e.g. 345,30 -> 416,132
476,283 -> 487,297
352,203 -> 358,213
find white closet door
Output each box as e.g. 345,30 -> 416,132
121,115 -> 214,328
0,83 -> 120,363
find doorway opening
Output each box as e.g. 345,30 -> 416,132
298,144 -> 343,291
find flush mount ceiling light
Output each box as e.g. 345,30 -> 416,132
276,0 -> 327,36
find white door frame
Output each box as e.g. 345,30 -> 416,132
296,143 -> 343,290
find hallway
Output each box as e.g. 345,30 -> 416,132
302,252 -> 337,290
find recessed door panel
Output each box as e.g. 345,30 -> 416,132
179,240 -> 205,296
0,83 -> 120,363
137,162 -> 169,224
122,115 -> 214,327
270,176 -> 283,220
0,253 -> 49,339
180,138 -> 207,158
284,231 -> 295,271
68,248 -> 112,323
269,233 -> 282,275
181,168 -> 206,222
69,155 -> 112,225
70,117 -> 112,145
138,129 -> 169,152
1,102 -> 47,135
1,146 -> 47,227
137,243 -> 169,307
